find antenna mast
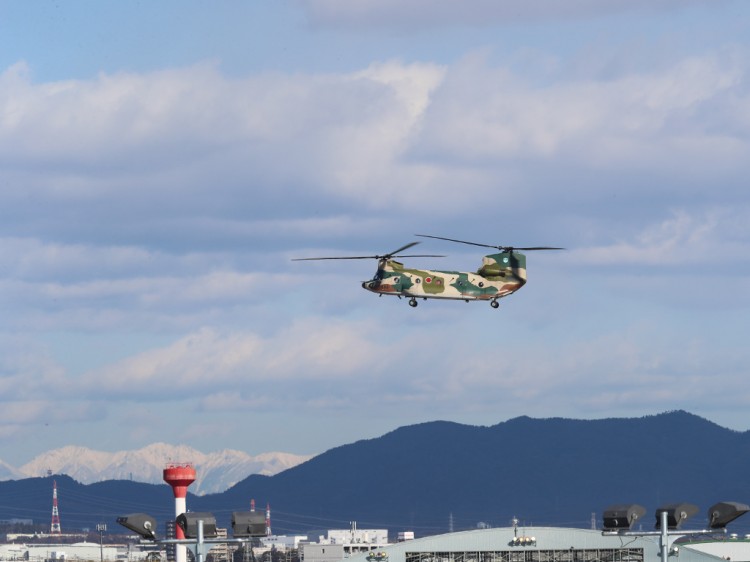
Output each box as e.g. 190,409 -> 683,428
50,480 -> 62,535
265,503 -> 272,536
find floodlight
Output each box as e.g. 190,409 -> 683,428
232,511 -> 267,537
603,504 -> 646,530
708,501 -> 750,529
176,512 -> 217,538
655,503 -> 699,530
117,513 -> 157,539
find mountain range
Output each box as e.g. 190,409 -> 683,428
2,411 -> 750,537
0,443 -> 312,495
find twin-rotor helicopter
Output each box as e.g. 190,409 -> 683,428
293,234 -> 563,308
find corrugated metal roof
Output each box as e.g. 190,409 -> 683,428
345,527 -> 750,562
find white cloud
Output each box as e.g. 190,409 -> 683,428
197,391 -> 275,412
3,300 -> 750,448
2,50 -> 749,222
79,319 -> 388,400
103,312 -> 735,421
0,236 -> 308,331
0,237 -> 159,280
0,400 -> 100,426
0,58 -> 451,212
392,323 -> 750,422
0,334 -> 66,399
299,0 -> 720,28
415,52 -> 747,174
573,208 -> 750,266
2,12 -> 750,461
1,270 -> 297,330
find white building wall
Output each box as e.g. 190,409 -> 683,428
326,530 -> 388,546
301,543 -> 344,562
683,539 -> 750,562
0,543 -> 157,562
260,535 -> 308,550
0,544 -> 27,560
23,543 -> 119,561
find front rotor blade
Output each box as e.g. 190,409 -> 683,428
386,241 -> 420,257
292,241 -> 447,262
392,254 -> 446,258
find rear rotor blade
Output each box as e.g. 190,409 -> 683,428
417,234 -> 564,252
416,234 -> 498,250
509,246 -> 565,251
291,256 -> 377,261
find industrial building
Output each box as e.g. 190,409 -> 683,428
0,541 -> 142,561
340,525 -> 750,562
301,525 -> 389,562
8,465 -> 749,562
260,535 -> 308,550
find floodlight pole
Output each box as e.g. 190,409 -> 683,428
158,519 -> 256,561
659,510 -> 668,562
97,523 -> 107,562
118,511 -> 264,560
603,511 -> 727,562
196,519 -> 205,562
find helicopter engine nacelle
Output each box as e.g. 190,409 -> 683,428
477,252 -> 527,281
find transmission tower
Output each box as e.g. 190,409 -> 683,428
50,480 -> 62,535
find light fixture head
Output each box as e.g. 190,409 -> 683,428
708,501 -> 750,529
176,512 -> 218,538
116,513 -> 157,540
655,503 -> 699,530
603,504 -> 646,531
232,511 -> 267,537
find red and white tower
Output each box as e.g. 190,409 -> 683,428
163,463 -> 196,562
50,480 -> 62,535
265,503 -> 271,536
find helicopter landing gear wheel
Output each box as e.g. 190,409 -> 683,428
490,300 -> 499,309
409,298 -> 418,308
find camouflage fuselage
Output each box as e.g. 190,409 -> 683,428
361,252 -> 527,301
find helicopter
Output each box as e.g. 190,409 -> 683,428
293,234 -> 563,308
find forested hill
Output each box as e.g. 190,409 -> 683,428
3,411 -> 749,536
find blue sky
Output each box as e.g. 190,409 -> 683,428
1,0 -> 749,467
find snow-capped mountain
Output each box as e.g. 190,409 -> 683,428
0,459 -> 23,480
3,444 -> 312,495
